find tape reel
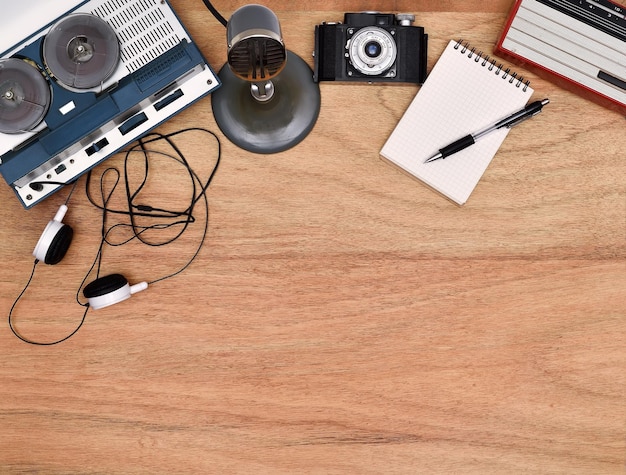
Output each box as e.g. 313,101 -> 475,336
43,13 -> 120,89
0,58 -> 51,134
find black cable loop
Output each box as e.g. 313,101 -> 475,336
8,259 -> 90,346
83,127 -> 221,287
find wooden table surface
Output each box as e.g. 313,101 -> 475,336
1,1 -> 625,473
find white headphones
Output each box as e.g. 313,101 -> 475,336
31,205 -> 148,309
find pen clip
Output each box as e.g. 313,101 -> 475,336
504,109 -> 542,129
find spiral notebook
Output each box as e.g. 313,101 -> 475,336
380,39 -> 534,205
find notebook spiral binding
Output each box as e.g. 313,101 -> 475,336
455,39 -> 530,91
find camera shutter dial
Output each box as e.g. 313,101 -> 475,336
348,27 -> 397,76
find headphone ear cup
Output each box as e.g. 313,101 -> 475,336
83,273 -> 128,299
45,224 -> 74,265
33,221 -> 74,265
33,204 -> 73,265
83,274 -> 148,310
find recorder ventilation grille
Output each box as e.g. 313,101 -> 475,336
92,0 -> 181,73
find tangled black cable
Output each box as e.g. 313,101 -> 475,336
8,127 -> 221,345
84,127 -> 221,285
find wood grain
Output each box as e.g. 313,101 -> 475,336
1,1 -> 625,474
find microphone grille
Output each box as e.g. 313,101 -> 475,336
228,36 -> 286,82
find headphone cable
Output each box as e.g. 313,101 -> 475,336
8,259 -> 90,346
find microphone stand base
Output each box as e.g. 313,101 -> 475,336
211,51 -> 321,154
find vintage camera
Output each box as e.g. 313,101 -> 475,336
313,12 -> 428,84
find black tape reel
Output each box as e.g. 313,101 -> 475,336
43,13 -> 120,89
0,58 -> 51,134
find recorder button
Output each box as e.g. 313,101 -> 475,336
85,137 -> 109,156
119,112 -> 148,136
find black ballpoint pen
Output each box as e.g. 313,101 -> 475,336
424,98 -> 550,163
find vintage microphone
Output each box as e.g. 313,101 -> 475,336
210,4 -> 321,154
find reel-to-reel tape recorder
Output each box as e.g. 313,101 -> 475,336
0,0 -> 220,208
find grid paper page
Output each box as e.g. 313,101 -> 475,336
380,40 -> 534,205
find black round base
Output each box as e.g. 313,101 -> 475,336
211,51 -> 321,154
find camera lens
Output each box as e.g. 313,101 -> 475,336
348,27 -> 397,76
364,41 -> 382,58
